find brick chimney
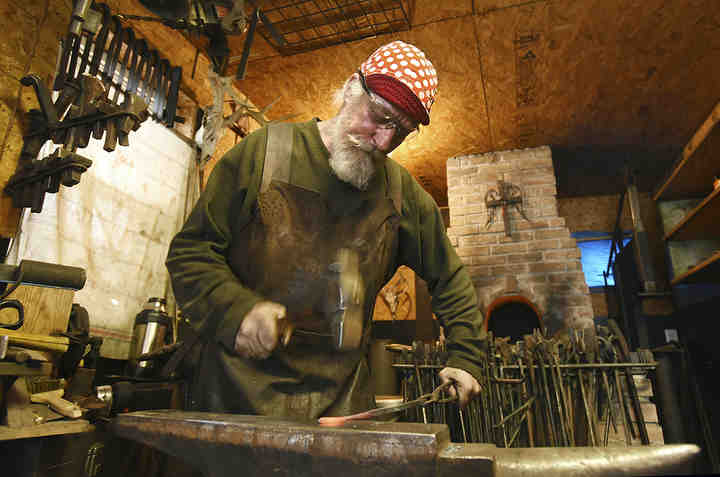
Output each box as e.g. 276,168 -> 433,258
446,146 -> 594,334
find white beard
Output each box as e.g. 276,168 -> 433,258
327,118 -> 384,190
328,140 -> 377,191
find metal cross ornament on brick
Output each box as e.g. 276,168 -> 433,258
485,178 -> 530,236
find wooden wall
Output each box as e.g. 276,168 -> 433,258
0,0 -> 68,237
235,0 -> 720,206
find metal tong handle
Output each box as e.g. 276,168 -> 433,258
318,381 -> 457,425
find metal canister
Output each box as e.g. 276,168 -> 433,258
128,297 -> 171,377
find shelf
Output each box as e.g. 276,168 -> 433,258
665,186 -> 720,241
653,101 -> 720,201
0,361 -> 53,376
671,252 -> 720,286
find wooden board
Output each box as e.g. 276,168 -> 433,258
654,101 -> 720,201
0,362 -> 54,376
665,186 -> 720,241
0,285 -> 74,335
671,252 -> 720,286
0,420 -> 94,441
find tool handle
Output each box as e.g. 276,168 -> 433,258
277,319 -> 294,347
31,389 -> 82,418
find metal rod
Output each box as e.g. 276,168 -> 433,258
506,408 -> 529,447
392,363 -> 657,370
414,364 -> 427,424
493,396 -> 536,428
458,408 -> 468,443
579,369 -> 597,446
518,355 -> 535,447
615,369 -> 633,445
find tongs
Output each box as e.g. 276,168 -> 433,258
318,381 -> 457,426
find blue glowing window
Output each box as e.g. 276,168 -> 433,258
572,232 -> 631,287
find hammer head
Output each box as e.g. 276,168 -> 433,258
326,248 -> 364,351
119,94 -> 149,134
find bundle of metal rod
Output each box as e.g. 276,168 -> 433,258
391,322 -> 655,447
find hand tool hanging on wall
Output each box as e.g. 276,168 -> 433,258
5,1 -> 192,213
54,0 -> 93,91
4,75 -> 149,212
55,2 -> 183,127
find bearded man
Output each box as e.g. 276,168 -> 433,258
166,41 -> 485,419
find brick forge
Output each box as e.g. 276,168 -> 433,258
446,146 -> 595,336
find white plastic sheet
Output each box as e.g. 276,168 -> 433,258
9,120 -> 197,358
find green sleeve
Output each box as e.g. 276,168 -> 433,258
165,128 -> 268,351
397,172 -> 487,382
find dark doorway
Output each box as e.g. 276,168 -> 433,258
487,301 -> 541,342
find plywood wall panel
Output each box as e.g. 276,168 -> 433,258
558,195 -> 633,233
411,0 -> 471,25
0,0 -> 66,237
241,14 -> 491,205
4,0 -> 714,212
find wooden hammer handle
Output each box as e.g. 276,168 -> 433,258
278,319 -> 294,347
31,389 -> 82,418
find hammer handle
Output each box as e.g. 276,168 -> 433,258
278,320 -> 294,348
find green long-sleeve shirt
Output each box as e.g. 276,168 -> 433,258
166,119 -> 486,382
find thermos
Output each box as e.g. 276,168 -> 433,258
127,297 -> 172,377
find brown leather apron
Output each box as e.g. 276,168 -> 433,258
190,123 -> 403,420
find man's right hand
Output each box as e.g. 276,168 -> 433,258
234,301 -> 287,359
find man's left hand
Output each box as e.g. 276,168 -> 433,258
438,367 -> 481,407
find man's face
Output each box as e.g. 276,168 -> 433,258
328,79 -> 418,190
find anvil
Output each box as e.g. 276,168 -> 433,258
110,410 -> 699,477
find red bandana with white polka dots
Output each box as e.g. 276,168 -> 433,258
360,41 -> 438,125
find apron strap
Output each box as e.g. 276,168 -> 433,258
261,123 -> 295,193
385,161 -> 403,215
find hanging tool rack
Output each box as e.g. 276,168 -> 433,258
4,1 -> 183,213
391,322 -> 656,447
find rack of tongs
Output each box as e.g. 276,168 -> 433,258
389,323 -> 657,447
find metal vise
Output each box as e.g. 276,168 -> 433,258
110,410 -> 701,477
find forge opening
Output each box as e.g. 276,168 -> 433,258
485,295 -> 542,342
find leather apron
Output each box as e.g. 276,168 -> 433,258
190,123 -> 403,420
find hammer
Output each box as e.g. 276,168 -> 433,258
278,248 -> 364,352
116,94 -> 148,147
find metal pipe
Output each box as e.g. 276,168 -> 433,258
652,352 -> 687,443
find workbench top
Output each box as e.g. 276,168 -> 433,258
0,419 -> 94,441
